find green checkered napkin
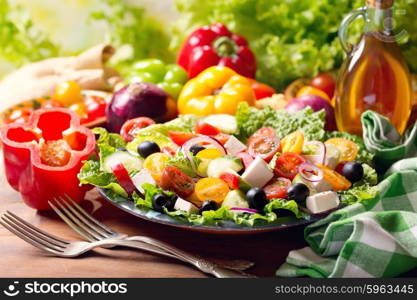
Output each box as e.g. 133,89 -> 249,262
276,111 -> 417,278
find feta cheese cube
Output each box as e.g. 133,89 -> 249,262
174,197 -> 199,214
131,169 -> 156,193
224,135 -> 246,155
241,156 -> 274,188
306,191 -> 339,214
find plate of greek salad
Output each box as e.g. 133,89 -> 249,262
78,102 -> 378,233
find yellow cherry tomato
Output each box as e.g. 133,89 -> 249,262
281,131 -> 304,154
55,81 -> 83,105
316,164 -> 352,191
69,102 -> 87,119
143,153 -> 169,182
296,86 -> 331,103
325,138 -> 359,162
194,177 -> 230,204
196,148 -> 223,159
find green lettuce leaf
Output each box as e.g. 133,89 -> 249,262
167,151 -> 201,178
92,127 -> 126,168
133,183 -> 175,209
264,199 -> 307,219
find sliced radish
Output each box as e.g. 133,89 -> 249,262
299,163 -> 323,182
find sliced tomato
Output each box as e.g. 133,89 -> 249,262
143,152 -> 170,183
325,138 -> 359,162
236,151 -> 254,169
213,133 -> 231,145
247,127 -> 276,145
160,166 -> 195,198
111,163 -> 136,195
316,164 -> 352,191
39,140 -> 71,167
41,100 -> 63,109
281,131 -> 304,154
120,117 -> 155,142
219,173 -> 240,190
168,131 -> 197,146
85,95 -> 107,122
248,135 -> 280,162
5,107 -> 33,124
161,146 -> 176,157
264,177 -> 291,200
194,177 -> 230,204
274,153 -> 305,180
194,120 -> 220,136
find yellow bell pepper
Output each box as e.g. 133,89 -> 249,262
178,66 -> 255,116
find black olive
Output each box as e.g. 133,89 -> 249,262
137,141 -> 160,158
287,183 -> 309,204
246,187 -> 268,210
189,144 -> 205,156
199,200 -> 218,214
152,193 -> 169,212
116,147 -> 128,152
342,161 -> 364,183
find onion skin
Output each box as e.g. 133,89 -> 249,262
285,95 -> 336,131
106,82 -> 168,133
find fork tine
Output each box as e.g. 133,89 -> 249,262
49,198 -> 103,241
0,217 -> 64,253
64,194 -> 116,235
58,196 -> 110,238
5,211 -> 69,246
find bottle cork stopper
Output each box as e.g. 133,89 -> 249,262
366,0 -> 394,9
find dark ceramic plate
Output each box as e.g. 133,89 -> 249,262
98,188 -> 326,234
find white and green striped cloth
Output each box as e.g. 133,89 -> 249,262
276,111 -> 417,278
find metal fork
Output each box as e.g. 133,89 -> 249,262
0,211 -> 254,278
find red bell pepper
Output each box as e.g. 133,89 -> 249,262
177,23 -> 256,78
0,108 -> 95,210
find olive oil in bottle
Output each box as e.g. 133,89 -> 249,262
335,0 -> 411,135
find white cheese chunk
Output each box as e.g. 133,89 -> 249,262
311,179 -> 333,193
224,135 -> 247,155
306,191 -> 340,214
174,197 -> 199,214
324,144 -> 341,169
241,156 -> 274,188
131,169 -> 156,193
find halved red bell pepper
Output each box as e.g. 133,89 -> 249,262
0,108 -> 95,210
177,23 -> 256,78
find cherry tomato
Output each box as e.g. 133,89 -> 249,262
69,102 -> 88,120
213,133 -> 231,145
5,107 -> 33,124
120,117 -> 155,142
236,151 -> 254,169
316,164 -> 351,191
85,95 -> 107,122
310,73 -> 336,99
274,153 -> 305,180
264,177 -> 291,200
168,131 -> 197,146
160,166 -> 195,198
194,177 -> 229,204
281,131 -> 304,154
39,140 -> 70,167
335,161 -> 348,175
161,146 -> 176,157
248,79 -> 276,100
41,100 -> 63,109
219,173 -> 240,190
248,136 -> 280,162
325,138 -> 359,162
55,81 -> 83,105
247,127 -> 276,145
143,152 -> 170,183
296,86 -> 331,103
194,120 -> 220,136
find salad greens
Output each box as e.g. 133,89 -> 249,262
172,0 -> 417,89
167,151 -> 201,178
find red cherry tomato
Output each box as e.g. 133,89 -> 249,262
213,133 -> 231,145
168,131 -> 197,146
194,120 -> 220,136
335,161 -> 348,175
274,153 -> 305,180
5,107 -> 33,124
247,127 -> 276,145
161,146 -> 176,157
160,166 -> 195,198
219,173 -> 240,190
85,95 -> 107,122
111,163 -> 136,195
248,135 -> 280,162
264,177 -> 291,200
310,73 -> 336,99
120,117 -> 155,142
248,79 -> 276,100
236,151 -> 254,169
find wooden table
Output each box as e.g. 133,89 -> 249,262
1,165 -> 416,278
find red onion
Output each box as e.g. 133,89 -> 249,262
182,136 -> 226,155
298,163 -> 323,182
302,141 -> 326,165
230,207 -> 260,214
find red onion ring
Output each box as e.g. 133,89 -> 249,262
299,162 -> 323,182
230,207 -> 260,214
302,141 -> 326,165
182,136 -> 226,155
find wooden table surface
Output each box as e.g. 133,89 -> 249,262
1,164 -> 416,278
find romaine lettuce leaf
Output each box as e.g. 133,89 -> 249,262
167,151 -> 201,178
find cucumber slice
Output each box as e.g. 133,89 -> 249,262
222,190 -> 249,208
197,158 -> 210,177
207,155 -> 243,178
103,151 -> 143,173
204,114 -> 237,134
